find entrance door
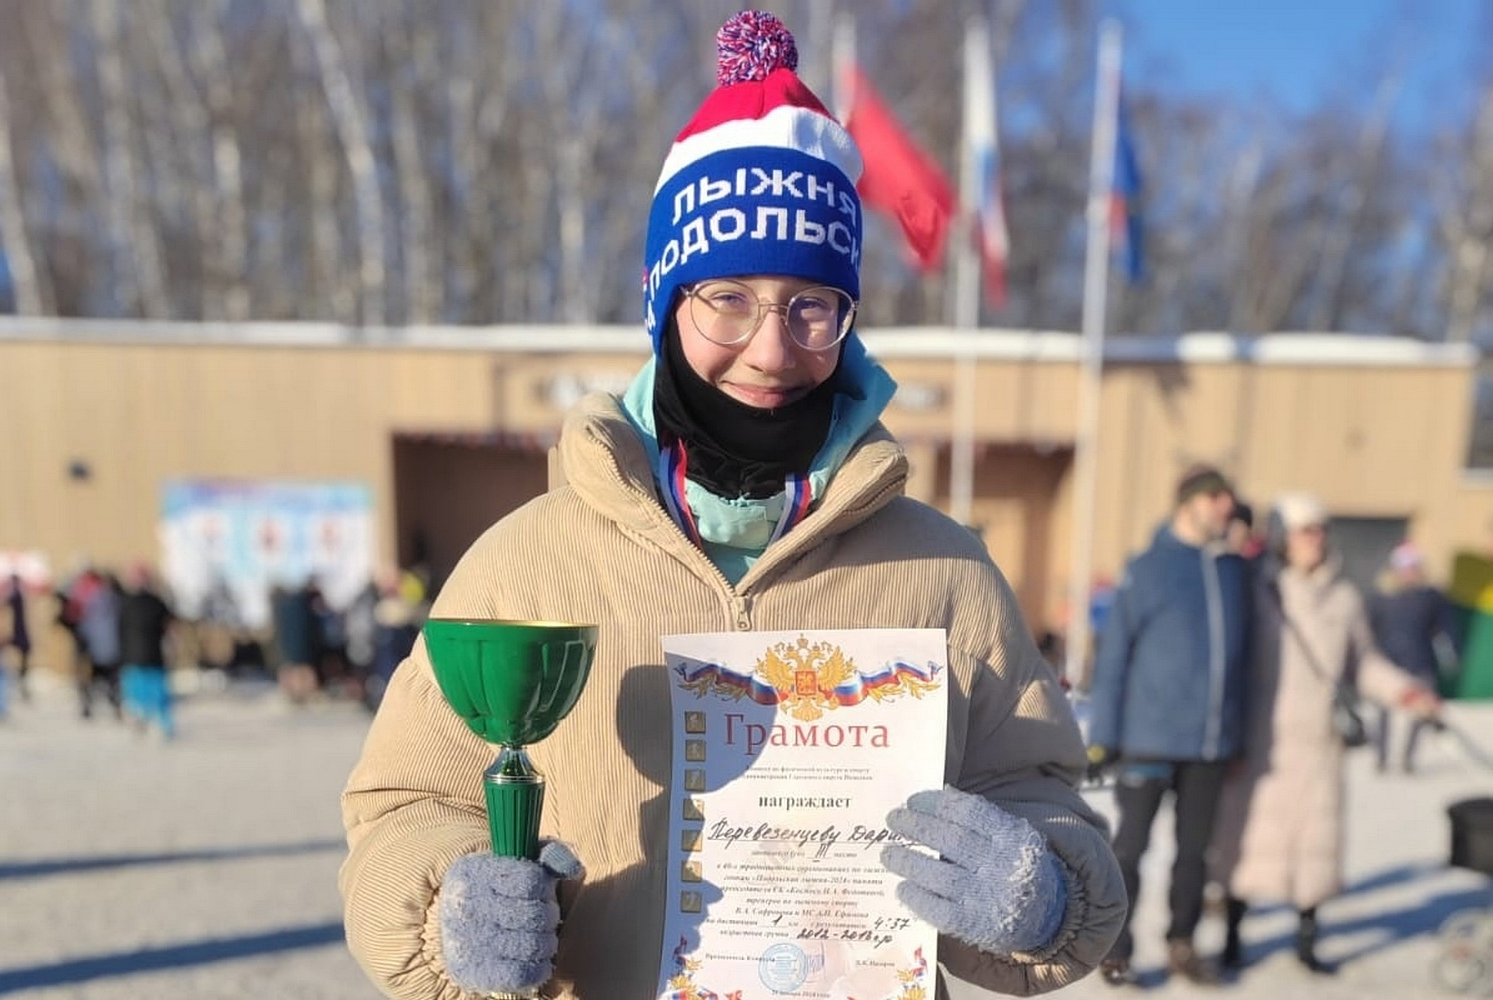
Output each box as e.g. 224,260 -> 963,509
935,444 -> 1072,633
1330,515 -> 1409,597
392,435 -> 550,587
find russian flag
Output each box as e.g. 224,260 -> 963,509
963,29 -> 1009,308
1110,93 -> 1144,283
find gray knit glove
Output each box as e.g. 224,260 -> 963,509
881,787 -> 1067,955
438,841 -> 583,995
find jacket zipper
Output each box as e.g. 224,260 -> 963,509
1201,546 -> 1225,759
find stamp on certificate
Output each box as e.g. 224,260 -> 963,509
681,860 -> 702,882
685,739 -> 707,761
681,828 -> 703,852
758,942 -> 810,993
684,711 -> 706,733
680,890 -> 703,913
684,768 -> 706,791
682,797 -> 705,821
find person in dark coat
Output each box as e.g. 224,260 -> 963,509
1085,465 -> 1253,985
1368,542 -> 1458,773
271,580 -> 322,702
76,570 -> 124,720
1226,500 -> 1265,560
118,564 -> 176,739
5,573 -> 32,700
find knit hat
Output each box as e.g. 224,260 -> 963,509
643,11 -> 864,353
1274,491 -> 1329,531
1389,541 -> 1424,571
1174,464 -> 1234,506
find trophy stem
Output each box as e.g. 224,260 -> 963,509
484,747 -> 546,998
484,745 -> 545,861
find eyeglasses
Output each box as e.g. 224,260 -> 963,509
683,279 -> 857,352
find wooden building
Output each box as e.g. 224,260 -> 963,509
2,319 -> 1488,637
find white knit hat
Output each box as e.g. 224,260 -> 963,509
1389,542 -> 1424,571
1274,491 -> 1329,531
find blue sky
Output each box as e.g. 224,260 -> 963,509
1108,0 -> 1486,131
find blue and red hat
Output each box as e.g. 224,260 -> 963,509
643,11 -> 864,353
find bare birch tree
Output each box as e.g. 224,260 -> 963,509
1307,74 -> 1402,331
141,0 -> 213,318
0,0 -> 1481,340
92,0 -> 171,318
277,9 -> 347,322
23,4 -> 111,314
1436,86 -> 1493,343
294,0 -> 385,327
186,0 -> 252,321
0,62 -> 52,315
385,7 -> 437,325
441,3 -> 527,323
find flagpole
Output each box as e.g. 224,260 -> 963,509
1064,21 -> 1122,687
949,17 -> 989,528
831,15 -> 854,124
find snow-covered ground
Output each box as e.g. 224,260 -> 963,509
0,671 -> 378,999
2,669 -> 1490,999
956,700 -> 1493,1000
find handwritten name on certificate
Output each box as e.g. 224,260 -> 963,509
657,629 -> 949,1000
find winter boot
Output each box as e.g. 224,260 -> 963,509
1167,939 -> 1222,986
1295,908 -> 1337,975
1221,896 -> 1247,971
1099,956 -> 1138,987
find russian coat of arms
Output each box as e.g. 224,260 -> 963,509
676,635 -> 941,722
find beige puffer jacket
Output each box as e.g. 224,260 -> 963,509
340,393 -> 1125,998
1213,561 -> 1426,908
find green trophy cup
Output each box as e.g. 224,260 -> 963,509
423,619 -> 597,863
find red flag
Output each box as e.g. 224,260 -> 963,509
841,66 -> 955,272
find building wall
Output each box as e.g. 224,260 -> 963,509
2,326 -> 1487,634
1090,360 -> 1480,577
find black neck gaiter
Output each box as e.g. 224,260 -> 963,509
653,323 -> 839,500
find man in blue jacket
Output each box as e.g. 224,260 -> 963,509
1086,465 -> 1251,986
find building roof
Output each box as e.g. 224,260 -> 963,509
0,317 -> 1477,367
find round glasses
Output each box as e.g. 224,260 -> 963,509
684,279 -> 857,352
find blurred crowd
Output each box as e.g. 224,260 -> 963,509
265,566 -> 431,709
0,561 -> 433,733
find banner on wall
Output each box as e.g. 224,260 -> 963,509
159,479 -> 373,629
0,551 -> 52,589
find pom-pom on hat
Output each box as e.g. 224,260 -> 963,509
643,11 -> 864,353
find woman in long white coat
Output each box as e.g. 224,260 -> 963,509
1212,492 -> 1441,975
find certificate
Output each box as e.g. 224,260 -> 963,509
658,629 -> 949,1000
